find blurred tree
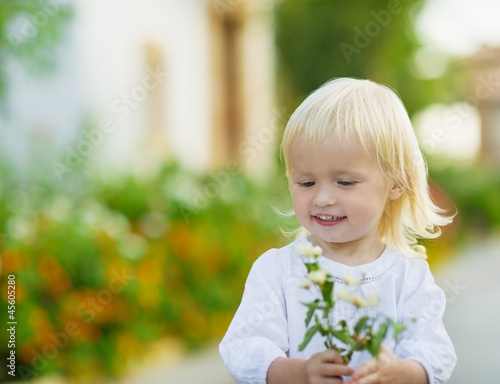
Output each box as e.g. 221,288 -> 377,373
0,1 -> 72,106
274,0 -> 463,117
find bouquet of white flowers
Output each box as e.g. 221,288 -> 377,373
295,241 -> 406,363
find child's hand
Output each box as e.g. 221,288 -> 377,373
349,345 -> 427,384
303,349 -> 354,384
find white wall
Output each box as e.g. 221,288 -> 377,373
1,0 -> 277,180
75,0 -> 212,174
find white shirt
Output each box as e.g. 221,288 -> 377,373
219,237 -> 456,384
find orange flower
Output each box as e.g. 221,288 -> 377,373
166,222 -> 192,255
137,259 -> 163,286
57,289 -> 102,343
37,254 -> 72,298
1,249 -> 26,274
18,342 -> 36,365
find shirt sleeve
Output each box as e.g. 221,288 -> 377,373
219,249 -> 290,384
394,260 -> 457,384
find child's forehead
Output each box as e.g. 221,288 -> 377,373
290,134 -> 379,169
289,132 -> 374,157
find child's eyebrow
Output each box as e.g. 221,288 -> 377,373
333,170 -> 366,178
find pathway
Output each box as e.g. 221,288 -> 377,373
436,237 -> 500,384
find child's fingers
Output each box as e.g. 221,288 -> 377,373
307,350 -> 354,381
319,350 -> 354,378
351,358 -> 378,381
379,344 -> 394,357
350,372 -> 378,384
320,349 -> 346,364
352,344 -> 395,381
319,363 -> 354,378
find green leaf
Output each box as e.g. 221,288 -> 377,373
392,323 -> 406,339
368,323 -> 388,358
354,316 -> 370,334
331,329 -> 353,346
343,350 -> 353,364
315,316 -> 333,339
384,317 -> 405,339
338,320 -> 348,330
378,323 -> 388,339
321,278 -> 334,307
302,299 -> 321,326
298,324 -> 319,351
305,262 -> 320,273
322,306 -> 329,319
305,306 -> 315,327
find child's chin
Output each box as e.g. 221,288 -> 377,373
309,233 -> 344,244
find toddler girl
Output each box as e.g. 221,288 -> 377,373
219,78 -> 456,384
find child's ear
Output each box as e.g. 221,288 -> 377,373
388,182 -> 405,200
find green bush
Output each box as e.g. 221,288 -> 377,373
0,162 -> 293,381
429,164 -> 500,234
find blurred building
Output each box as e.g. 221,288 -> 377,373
3,0 -> 278,179
465,46 -> 500,167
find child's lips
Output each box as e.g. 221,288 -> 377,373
313,214 -> 347,226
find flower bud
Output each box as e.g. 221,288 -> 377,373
307,270 -> 328,286
337,289 -> 351,301
351,294 -> 367,308
295,242 -> 323,259
312,245 -> 323,258
365,293 -> 380,307
343,274 -> 360,286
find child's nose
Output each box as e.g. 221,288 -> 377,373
313,185 -> 336,207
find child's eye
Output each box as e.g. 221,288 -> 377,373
338,181 -> 354,186
301,181 -> 315,187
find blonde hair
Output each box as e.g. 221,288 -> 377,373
281,78 -> 453,259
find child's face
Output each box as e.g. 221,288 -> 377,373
289,135 -> 403,259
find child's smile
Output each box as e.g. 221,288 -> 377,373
312,214 -> 347,226
289,135 -> 404,264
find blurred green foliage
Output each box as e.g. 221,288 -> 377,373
274,0 -> 464,116
430,164 -> 500,235
0,162 -> 293,381
0,0 -> 72,104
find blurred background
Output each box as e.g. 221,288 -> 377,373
0,0 -> 499,383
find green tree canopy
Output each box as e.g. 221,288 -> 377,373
274,0 -> 460,116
